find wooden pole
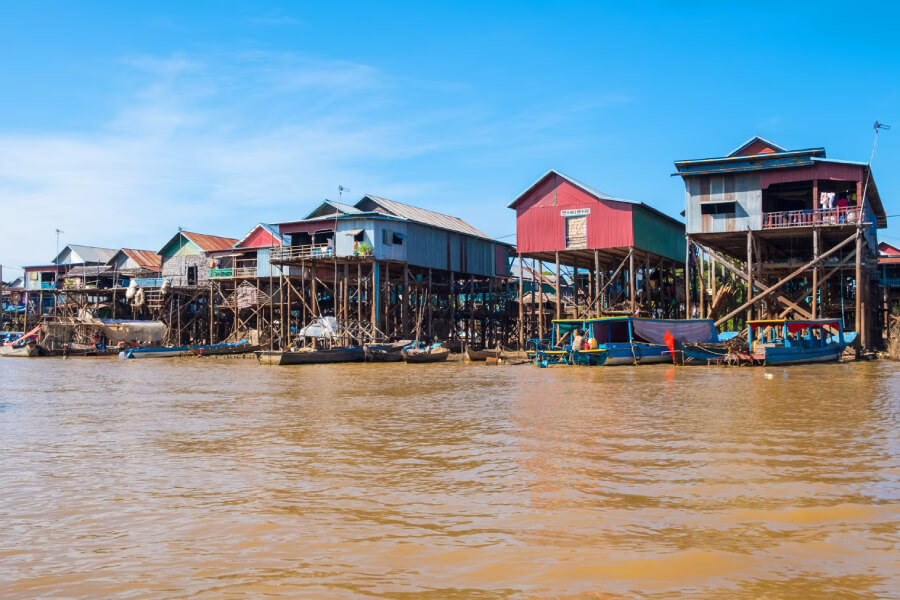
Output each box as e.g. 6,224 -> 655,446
209,283 -> 214,344
402,265 -> 408,337
746,230 -> 754,323
371,261 -> 379,333
812,229 -> 819,319
856,228 -> 863,346
536,260 -> 543,342
427,268 -> 433,340
555,251 -> 561,321
517,254 -> 524,347
594,249 -> 600,317
684,236 -> 691,319
628,247 -> 636,314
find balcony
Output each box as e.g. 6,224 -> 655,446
763,206 -> 862,229
209,267 -> 257,279
880,277 -> 900,288
270,243 -> 334,262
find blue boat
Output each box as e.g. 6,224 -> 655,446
119,346 -> 189,359
540,317 -> 720,366
746,319 -> 855,365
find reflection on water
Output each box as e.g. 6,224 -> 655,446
1,358 -> 898,599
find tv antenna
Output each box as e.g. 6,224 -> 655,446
862,121 -> 890,211
338,185 -> 350,202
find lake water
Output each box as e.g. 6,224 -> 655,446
1,357 -> 898,599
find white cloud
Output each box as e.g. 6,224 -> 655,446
0,52 -> 440,268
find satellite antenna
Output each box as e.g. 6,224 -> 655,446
862,121 -> 890,214
338,185 -> 350,202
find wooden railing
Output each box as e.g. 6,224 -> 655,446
763,206 -> 862,229
270,243 -> 333,262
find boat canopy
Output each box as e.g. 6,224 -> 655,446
630,319 -> 719,345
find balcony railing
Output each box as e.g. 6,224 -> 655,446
209,267 -> 257,279
763,206 -> 862,229
880,277 -> 900,288
270,243 -> 334,262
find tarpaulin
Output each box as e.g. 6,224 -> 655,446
631,319 -> 719,344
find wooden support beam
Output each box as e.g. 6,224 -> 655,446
702,245 -> 812,320
555,251 -> 561,321
746,230 -> 753,322
684,236 -> 691,319
517,255 -> 524,347
716,231 -> 858,327
628,247 -> 636,314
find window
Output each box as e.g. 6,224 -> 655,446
354,231 -> 365,242
187,265 -> 197,286
701,202 -> 736,215
392,233 -> 404,245
382,230 -> 392,246
565,216 -> 587,249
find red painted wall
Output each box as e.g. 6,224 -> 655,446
760,162 -> 863,188
514,176 -> 634,253
238,226 -> 280,248
278,221 -> 332,236
736,140 -> 780,156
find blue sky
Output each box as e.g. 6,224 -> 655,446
1,1 -> 899,271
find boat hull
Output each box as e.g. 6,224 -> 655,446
402,348 -> 450,363
189,342 -> 259,356
464,347 -> 501,361
119,347 -> 189,359
760,345 -> 845,365
257,347 -> 369,365
572,343 -> 670,366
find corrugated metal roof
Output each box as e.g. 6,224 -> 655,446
121,249 -> 162,271
361,195 -> 491,239
181,231 -> 239,252
54,244 -> 118,265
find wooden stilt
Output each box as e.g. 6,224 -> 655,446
517,255 -> 524,348
629,247 -> 636,314
555,251 -> 561,321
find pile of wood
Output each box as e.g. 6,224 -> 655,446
706,284 -> 733,321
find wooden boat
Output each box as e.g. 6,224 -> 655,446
402,346 -> 450,363
189,340 -> 259,356
464,346 -> 501,361
744,319 -> 854,366
257,345 -> 397,365
364,341 -> 410,363
0,340 -> 47,357
119,346 -> 189,359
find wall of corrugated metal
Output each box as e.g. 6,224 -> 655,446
495,246 -> 509,276
372,220 -> 408,262
631,207 -> 686,263
405,223 -> 449,271
685,172 -> 761,234
334,219 -> 375,256
256,248 -> 283,277
759,162 -> 862,187
515,179 -> 634,253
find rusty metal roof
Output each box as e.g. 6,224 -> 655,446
121,249 -> 162,272
361,195 -> 490,239
181,231 -> 239,252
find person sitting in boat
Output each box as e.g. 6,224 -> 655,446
572,329 -> 584,352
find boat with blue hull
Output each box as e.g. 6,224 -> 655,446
119,346 -> 189,359
537,317 -> 720,367
745,319 -> 854,366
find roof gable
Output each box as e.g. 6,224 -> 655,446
509,170 -> 683,227
728,136 -> 788,157
879,242 -> 900,256
180,231 -> 238,253
236,224 -> 283,249
53,244 -> 118,265
303,200 -> 362,220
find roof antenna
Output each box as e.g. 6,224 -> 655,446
338,185 -> 350,203
862,121 -> 890,212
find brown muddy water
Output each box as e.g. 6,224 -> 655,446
1,357 -> 899,599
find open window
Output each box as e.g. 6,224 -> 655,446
186,265 -> 197,286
